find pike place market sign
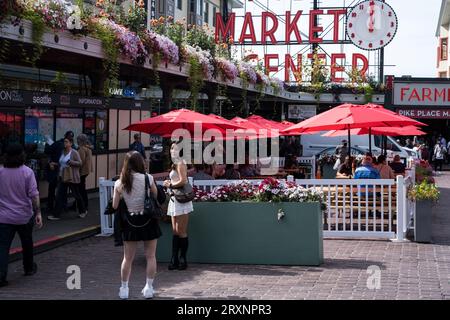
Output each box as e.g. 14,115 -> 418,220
215,0 -> 398,82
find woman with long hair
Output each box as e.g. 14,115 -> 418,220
163,142 -> 193,271
112,151 -> 161,299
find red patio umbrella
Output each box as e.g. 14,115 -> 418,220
231,117 -> 280,139
125,109 -> 243,138
247,115 -> 286,131
323,126 -> 426,137
282,103 -> 425,156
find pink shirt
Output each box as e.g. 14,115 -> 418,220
0,165 -> 39,225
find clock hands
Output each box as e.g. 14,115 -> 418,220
368,2 -> 375,33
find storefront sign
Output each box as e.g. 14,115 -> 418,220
215,0 -> 398,82
393,82 -> 450,106
78,97 -> 103,106
0,90 -> 24,104
288,105 -> 316,119
397,108 -> 450,119
32,94 -> 52,105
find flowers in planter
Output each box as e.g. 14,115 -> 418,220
407,180 -> 440,202
184,44 -> 214,80
143,30 -> 179,65
238,61 -> 257,84
270,78 -> 284,93
414,160 -> 435,184
97,18 -> 147,64
30,0 -> 70,31
216,57 -> 238,81
194,179 -> 325,207
256,70 -> 271,87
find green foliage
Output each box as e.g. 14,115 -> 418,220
22,10 -> 46,66
50,71 -> 69,93
123,1 -> 147,34
92,21 -> 120,97
188,55 -> 204,111
186,26 -> 215,56
408,181 -> 440,202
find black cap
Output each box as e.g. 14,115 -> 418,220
64,131 -> 74,139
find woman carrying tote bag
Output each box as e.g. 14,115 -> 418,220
112,151 -> 161,299
163,142 -> 194,271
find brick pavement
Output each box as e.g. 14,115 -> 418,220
1,174 -> 450,300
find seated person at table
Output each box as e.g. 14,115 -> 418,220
389,155 -> 406,176
336,156 -> 353,178
192,164 -> 214,180
211,162 -> 226,179
224,164 -> 240,180
354,156 -> 381,180
239,161 -> 259,177
375,155 -> 395,179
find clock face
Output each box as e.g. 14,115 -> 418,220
346,0 -> 398,51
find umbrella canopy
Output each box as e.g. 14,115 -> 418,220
231,117 -> 280,138
125,109 -> 243,136
282,103 -> 425,134
323,126 -> 426,137
247,115 -> 286,131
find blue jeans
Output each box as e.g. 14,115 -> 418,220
0,217 -> 35,281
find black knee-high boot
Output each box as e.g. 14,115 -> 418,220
168,235 -> 180,270
178,237 -> 188,270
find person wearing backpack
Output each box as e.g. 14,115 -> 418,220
112,151 -> 161,299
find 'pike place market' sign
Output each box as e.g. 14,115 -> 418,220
215,0 -> 398,82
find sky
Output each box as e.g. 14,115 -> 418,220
231,0 -> 442,80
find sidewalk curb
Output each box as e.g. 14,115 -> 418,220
8,225 -> 101,263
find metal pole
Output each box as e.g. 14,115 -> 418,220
348,127 -> 351,157
369,128 -> 372,153
379,0 -> 385,83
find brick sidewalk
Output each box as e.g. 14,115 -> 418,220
1,174 -> 450,300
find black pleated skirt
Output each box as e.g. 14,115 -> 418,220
121,216 -> 162,242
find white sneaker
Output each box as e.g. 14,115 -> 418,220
47,215 -> 61,221
141,285 -> 154,299
78,211 -> 88,218
119,286 -> 129,299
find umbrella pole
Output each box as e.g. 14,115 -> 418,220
369,128 -> 372,154
348,127 -> 351,157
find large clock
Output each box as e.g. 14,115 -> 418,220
346,0 -> 398,51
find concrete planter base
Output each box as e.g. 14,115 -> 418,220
414,200 -> 433,243
156,202 -> 323,266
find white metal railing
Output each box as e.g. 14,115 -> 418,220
99,175 -> 412,241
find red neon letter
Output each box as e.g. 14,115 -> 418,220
215,13 -> 235,43
264,54 -> 279,75
422,88 -> 432,102
327,9 -> 347,43
352,53 -> 369,78
285,54 -> 302,82
285,11 -> 303,44
408,89 -> 420,102
239,12 -> 257,44
331,53 -> 346,83
309,10 -> 324,44
262,12 -> 278,45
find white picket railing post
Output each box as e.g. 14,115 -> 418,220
396,175 -> 405,241
98,177 -> 109,236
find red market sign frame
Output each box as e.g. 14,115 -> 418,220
215,9 -> 369,83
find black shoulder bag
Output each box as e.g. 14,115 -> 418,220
143,174 -> 165,219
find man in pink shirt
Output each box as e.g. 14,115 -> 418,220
0,144 -> 43,287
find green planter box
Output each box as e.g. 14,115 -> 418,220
414,200 -> 433,243
156,202 -> 323,266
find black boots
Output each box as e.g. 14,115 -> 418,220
168,235 -> 180,270
168,236 -> 188,270
178,237 -> 188,270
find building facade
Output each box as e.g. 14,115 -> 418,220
437,0 -> 450,77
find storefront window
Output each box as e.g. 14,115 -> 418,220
84,110 -> 96,147
0,110 -> 23,164
96,110 -> 108,151
56,108 -> 83,141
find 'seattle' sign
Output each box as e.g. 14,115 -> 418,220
215,0 -> 398,83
